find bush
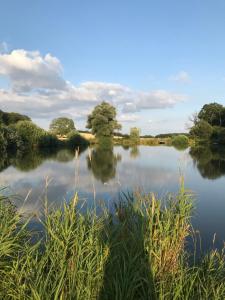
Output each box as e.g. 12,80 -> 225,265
190,120 -> 213,140
172,135 -> 189,149
2,125 -> 24,151
15,121 -> 45,147
67,131 -> 89,148
37,132 -> 60,148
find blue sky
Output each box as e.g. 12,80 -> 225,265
0,0 -> 225,134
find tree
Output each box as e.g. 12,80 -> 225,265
190,120 -> 213,140
0,109 -> 30,125
130,127 -> 140,142
15,121 -> 45,147
198,103 -> 224,127
86,102 -> 121,137
49,117 -> 76,136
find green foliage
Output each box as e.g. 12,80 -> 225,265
67,131 -> 89,148
37,132 -> 60,148
172,135 -> 189,150
0,109 -> 30,125
190,145 -> 225,179
130,127 -> 140,142
198,103 -> 225,127
15,121 -> 45,147
49,117 -> 76,136
2,125 -> 24,150
190,102 -> 225,144
190,119 -> 213,140
87,145 -> 121,182
0,130 -> 7,153
0,188 -> 224,299
155,133 -> 189,138
86,101 -> 121,138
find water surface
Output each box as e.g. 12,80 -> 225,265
0,145 -> 225,251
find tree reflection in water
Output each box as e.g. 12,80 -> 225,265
130,146 -> 140,159
87,145 -> 121,183
189,145 -> 225,179
0,146 -> 87,172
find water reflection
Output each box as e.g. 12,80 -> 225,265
190,145 -> 225,179
0,146 -> 87,172
1,145 -> 225,251
130,146 -> 140,158
87,146 -> 122,183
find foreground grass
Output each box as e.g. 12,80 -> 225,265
0,185 -> 224,300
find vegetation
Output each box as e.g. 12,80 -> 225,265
87,145 -> 121,183
155,133 -> 189,138
172,135 -> 189,150
130,127 -> 140,143
0,110 -> 88,155
190,102 -> 225,144
0,186 -> 224,299
189,144 -> 225,179
86,101 -> 121,138
50,117 -> 76,136
0,109 -> 31,126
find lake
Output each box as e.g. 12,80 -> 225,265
0,144 -> 225,252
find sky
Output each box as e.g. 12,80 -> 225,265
0,0 -> 225,135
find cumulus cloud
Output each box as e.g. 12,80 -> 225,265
0,48 -> 187,123
0,49 -> 66,92
169,71 -> 191,83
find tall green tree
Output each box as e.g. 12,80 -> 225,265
198,103 -> 225,127
130,127 -> 140,142
49,117 -> 76,136
86,102 -> 121,137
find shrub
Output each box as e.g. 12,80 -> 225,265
37,132 -> 60,148
172,135 -> 189,149
190,120 -> 213,140
15,121 -> 45,147
2,125 -> 24,150
67,131 -> 89,148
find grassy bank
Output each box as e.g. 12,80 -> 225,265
0,186 -> 224,299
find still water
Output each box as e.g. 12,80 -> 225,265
0,145 -> 225,251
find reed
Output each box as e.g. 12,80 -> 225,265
0,187 -> 224,299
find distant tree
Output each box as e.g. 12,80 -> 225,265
86,102 -> 121,138
198,103 -> 224,127
49,117 -> 76,136
130,127 -> 140,141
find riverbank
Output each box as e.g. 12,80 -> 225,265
0,185 -> 224,299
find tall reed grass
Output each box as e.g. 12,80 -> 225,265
0,185 -> 224,299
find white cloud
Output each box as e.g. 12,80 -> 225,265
118,113 -> 140,123
0,48 -> 187,124
0,49 -> 66,92
169,71 -> 191,83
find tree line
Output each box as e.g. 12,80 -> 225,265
190,102 -> 225,144
1,100 -> 225,154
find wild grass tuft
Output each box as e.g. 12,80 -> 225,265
0,186 -> 224,299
